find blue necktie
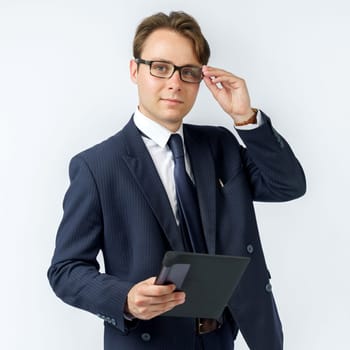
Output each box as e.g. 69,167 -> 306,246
168,134 -> 207,253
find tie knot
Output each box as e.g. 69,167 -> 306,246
168,134 -> 184,159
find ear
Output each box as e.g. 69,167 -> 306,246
130,59 -> 138,84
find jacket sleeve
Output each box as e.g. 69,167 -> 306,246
47,155 -> 135,333
235,111 -> 306,202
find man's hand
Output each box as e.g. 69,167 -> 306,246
202,65 -> 256,124
125,277 -> 186,320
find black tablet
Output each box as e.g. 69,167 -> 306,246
155,251 -> 250,318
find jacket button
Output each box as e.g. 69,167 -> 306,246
246,244 -> 254,253
141,333 -> 151,342
265,282 -> 272,292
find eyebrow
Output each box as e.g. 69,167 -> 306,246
147,58 -> 202,67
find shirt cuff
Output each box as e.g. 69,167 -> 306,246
234,110 -> 263,130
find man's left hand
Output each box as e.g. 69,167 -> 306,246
202,65 -> 256,124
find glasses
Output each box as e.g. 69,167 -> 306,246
135,58 -> 203,84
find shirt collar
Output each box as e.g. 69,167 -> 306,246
133,107 -> 184,148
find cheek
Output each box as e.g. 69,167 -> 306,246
187,87 -> 200,103
139,78 -> 162,97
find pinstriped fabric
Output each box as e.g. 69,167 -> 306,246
48,113 -> 305,350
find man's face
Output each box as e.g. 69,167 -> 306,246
130,29 -> 201,131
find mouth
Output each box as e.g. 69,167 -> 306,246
160,98 -> 184,105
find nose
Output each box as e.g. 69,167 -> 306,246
167,70 -> 182,90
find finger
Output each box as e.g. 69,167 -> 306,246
203,71 -> 237,89
145,276 -> 157,284
133,290 -> 185,308
130,293 -> 186,320
151,297 -> 186,315
136,295 -> 186,320
209,74 -> 245,88
203,65 -> 238,77
202,65 -> 228,74
137,277 -> 177,296
202,65 -> 234,74
202,66 -> 243,85
128,285 -> 180,314
203,76 -> 222,96
140,283 -> 177,297
147,291 -> 186,306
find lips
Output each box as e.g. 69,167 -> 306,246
161,98 -> 184,104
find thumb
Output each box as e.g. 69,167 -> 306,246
144,276 -> 157,285
203,76 -> 221,99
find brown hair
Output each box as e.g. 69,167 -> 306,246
133,11 -> 210,65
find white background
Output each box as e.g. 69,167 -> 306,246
1,0 -> 349,349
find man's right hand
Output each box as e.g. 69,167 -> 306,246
125,277 -> 186,320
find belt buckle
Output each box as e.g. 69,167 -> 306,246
197,318 -> 205,335
196,318 -> 219,335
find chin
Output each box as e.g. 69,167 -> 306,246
164,114 -> 185,125
164,109 -> 188,121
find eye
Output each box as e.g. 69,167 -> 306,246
182,67 -> 201,79
151,62 -> 172,75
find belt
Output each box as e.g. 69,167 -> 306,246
196,318 -> 221,335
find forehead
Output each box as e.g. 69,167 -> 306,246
141,29 -> 200,65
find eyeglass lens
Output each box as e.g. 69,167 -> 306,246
150,62 -> 202,83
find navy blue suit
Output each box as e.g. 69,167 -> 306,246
48,113 -> 306,349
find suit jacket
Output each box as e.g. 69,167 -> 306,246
48,112 -> 306,349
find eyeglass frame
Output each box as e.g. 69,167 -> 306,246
134,58 -> 203,84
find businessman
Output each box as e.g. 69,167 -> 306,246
48,11 -> 306,350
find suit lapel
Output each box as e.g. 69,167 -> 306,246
184,126 -> 217,254
120,118 -> 184,251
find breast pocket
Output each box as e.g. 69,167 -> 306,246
219,166 -> 245,195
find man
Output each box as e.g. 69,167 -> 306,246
48,11 -> 306,350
